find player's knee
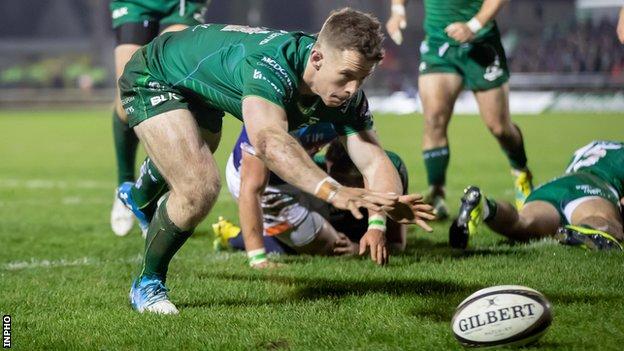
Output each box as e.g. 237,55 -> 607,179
176,174 -> 221,219
486,122 -> 511,139
423,111 -> 450,135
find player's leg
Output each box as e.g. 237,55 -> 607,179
418,73 -> 463,219
463,36 -> 532,209
450,186 -> 560,248
130,109 -> 221,314
556,197 -> 623,250
110,36 -> 157,236
473,83 -> 532,209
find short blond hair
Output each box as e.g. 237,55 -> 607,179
317,8 -> 385,62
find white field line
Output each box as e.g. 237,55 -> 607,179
0,252 -> 243,271
0,179 -> 110,189
0,178 -> 235,204
1,255 -> 143,271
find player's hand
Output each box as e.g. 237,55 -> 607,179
359,229 -> 388,265
333,233 -> 359,256
383,193 -> 435,232
386,13 -> 407,45
445,22 -> 475,43
250,260 -> 284,270
618,11 -> 624,44
329,186 -> 399,220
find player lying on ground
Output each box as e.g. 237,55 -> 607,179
215,132 -> 417,266
110,0 -> 212,236
449,140 -> 624,251
385,0 -> 533,218
116,8 -> 434,314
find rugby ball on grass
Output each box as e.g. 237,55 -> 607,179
451,285 -> 552,348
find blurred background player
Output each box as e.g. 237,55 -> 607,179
110,0 -> 211,236
450,140 -> 624,251
216,129 -> 413,266
385,0 -> 533,219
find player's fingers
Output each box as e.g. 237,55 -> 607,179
389,30 -> 403,45
382,245 -> 388,265
377,243 -> 385,265
415,210 -> 437,220
369,241 -> 378,262
348,200 -> 364,219
359,238 -> 367,255
416,219 -> 434,232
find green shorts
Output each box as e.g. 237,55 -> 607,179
419,34 -> 509,91
110,0 -> 207,28
525,172 -> 621,225
118,49 -> 224,132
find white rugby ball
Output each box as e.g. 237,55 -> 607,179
451,285 -> 552,348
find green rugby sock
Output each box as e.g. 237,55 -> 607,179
502,124 -> 528,170
483,197 -> 498,222
423,146 -> 450,187
141,197 -> 193,281
131,157 -> 168,219
112,111 -> 139,185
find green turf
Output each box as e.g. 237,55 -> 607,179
1,110 -> 623,350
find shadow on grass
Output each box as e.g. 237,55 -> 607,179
180,272 -> 481,318
401,237 -> 534,262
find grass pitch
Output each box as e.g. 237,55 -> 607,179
1,110 -> 623,350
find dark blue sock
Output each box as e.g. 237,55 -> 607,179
228,233 -> 289,254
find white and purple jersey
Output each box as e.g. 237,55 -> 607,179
228,122 -> 339,192
225,123 -> 338,236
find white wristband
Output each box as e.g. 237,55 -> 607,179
467,17 -> 483,34
368,214 -> 387,232
391,4 -> 406,16
247,248 -> 268,267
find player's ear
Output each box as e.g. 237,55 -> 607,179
310,49 -> 323,70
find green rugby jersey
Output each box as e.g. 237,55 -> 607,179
138,24 -> 372,134
423,0 -> 497,45
565,141 -> 624,197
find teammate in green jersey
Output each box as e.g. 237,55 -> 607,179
449,140 -> 624,251
118,8 -> 435,314
385,0 -> 533,218
109,0 -> 210,237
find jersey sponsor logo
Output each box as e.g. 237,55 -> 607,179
483,56 -> 504,81
253,69 -> 264,80
221,25 -> 270,34
121,96 -> 135,105
147,81 -> 163,90
259,32 -> 286,45
260,56 -> 293,98
150,92 -> 180,106
112,7 -> 128,20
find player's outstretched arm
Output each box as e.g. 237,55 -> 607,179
344,130 -> 435,229
242,97 -> 398,219
386,0 -> 408,45
445,0 -> 509,43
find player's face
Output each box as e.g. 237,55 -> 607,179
313,48 -> 375,107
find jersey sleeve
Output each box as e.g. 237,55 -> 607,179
241,56 -> 296,110
331,90 -> 374,136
